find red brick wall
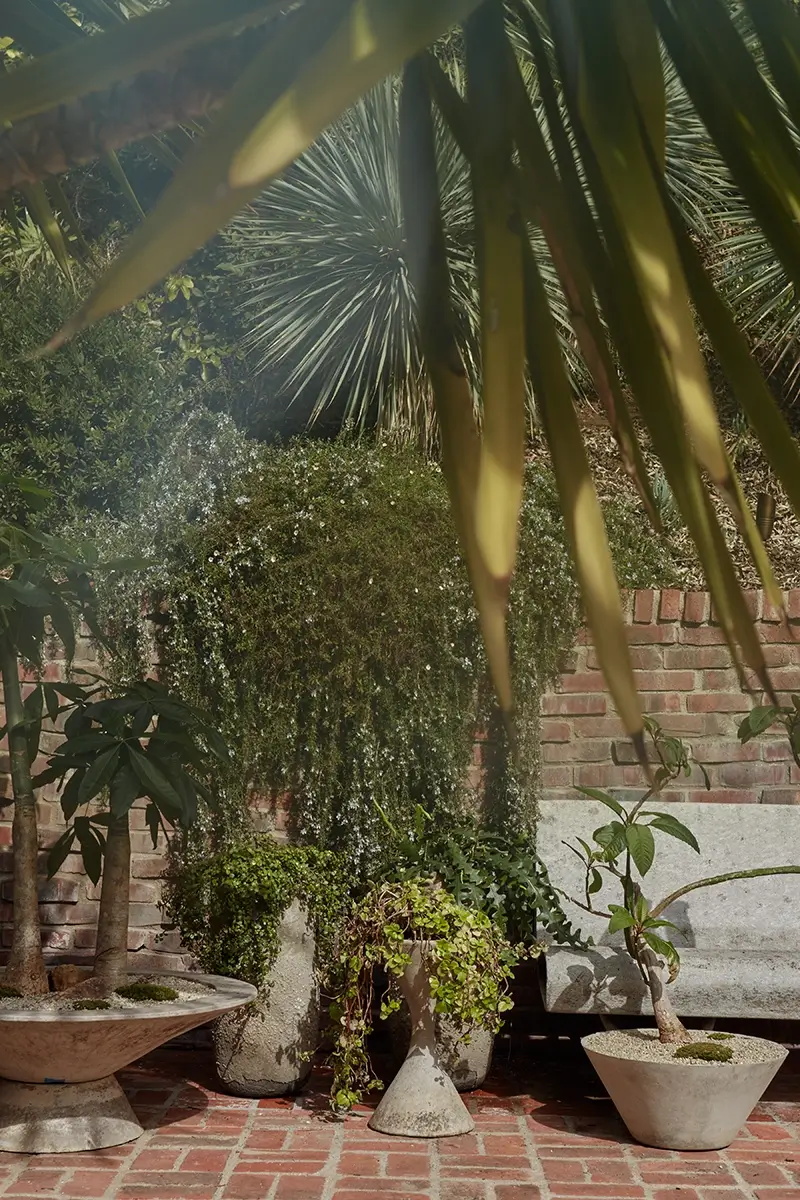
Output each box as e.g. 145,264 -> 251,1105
0,588 -> 797,967
541,588 -> 799,806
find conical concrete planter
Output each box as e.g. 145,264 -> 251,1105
386,1006 -> 494,1091
0,969 -> 256,1154
583,1030 -> 787,1151
213,900 -> 319,1097
369,942 -> 474,1139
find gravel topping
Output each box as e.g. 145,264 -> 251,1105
583,1027 -> 786,1066
0,974 -> 215,1012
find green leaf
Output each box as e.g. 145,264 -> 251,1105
576,786 -> 626,817
145,801 -> 160,849
77,745 -> 121,805
46,826 -> 76,879
23,684 -> 43,768
588,868 -> 603,895
128,746 -> 184,814
738,706 -> 781,743
625,824 -> 656,876
647,813 -> 700,853
60,770 -> 86,820
74,815 -> 103,885
109,765 -> 140,818
608,904 -> 635,933
642,930 -> 678,963
594,820 -> 627,860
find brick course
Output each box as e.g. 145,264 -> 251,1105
0,589 -> 797,966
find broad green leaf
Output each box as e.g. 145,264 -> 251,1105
642,929 -> 678,963
399,56 -> 513,711
608,904 -> 635,933
576,786 -> 626,817
46,826 -> 76,879
60,769 -> 86,820
521,238 -> 644,750
109,765 -> 141,817
594,821 -> 627,860
738,706 -> 781,743
77,745 -> 121,805
0,0 -> 279,123
45,0 -> 355,349
128,746 -> 184,814
625,823 -> 656,876
588,868 -> 603,895
229,0 -> 482,188
647,812 -> 700,853
145,801 -> 160,848
465,4 -> 526,583
74,815 -> 103,885
48,594 -> 76,661
611,0 -> 665,172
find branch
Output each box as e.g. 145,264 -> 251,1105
650,865 -> 800,920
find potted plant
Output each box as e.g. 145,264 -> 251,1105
379,803 -> 583,1089
163,837 -> 346,1097
565,718 -> 799,1151
0,524 -> 255,1153
328,878 -> 524,1137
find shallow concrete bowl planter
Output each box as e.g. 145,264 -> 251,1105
0,969 -> 256,1154
213,900 -> 319,1097
583,1030 -> 787,1151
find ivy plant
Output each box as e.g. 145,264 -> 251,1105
162,837 -> 347,991
327,879 -> 530,1112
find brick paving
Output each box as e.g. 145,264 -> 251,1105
0,1041 -> 797,1199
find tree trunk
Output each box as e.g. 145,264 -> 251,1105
0,640 -> 48,995
91,815 -> 131,995
637,941 -> 689,1045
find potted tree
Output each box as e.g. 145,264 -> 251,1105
163,837 -> 346,1097
328,878 -> 524,1137
0,525 -> 255,1153
565,718 -> 799,1151
379,804 -> 583,1089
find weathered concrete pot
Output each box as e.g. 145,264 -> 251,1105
213,900 -> 319,1097
0,969 -> 255,1154
583,1030 -> 787,1150
387,1006 -> 494,1091
369,942 -> 474,1138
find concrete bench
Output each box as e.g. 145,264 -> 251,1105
538,799 -> 800,1020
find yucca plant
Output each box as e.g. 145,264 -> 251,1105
3,0 -> 800,771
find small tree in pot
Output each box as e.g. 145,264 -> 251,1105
565,718 -> 800,1150
163,837 -> 346,1097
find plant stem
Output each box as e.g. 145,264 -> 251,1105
650,866 -> 800,921
635,938 -> 689,1044
92,814 -> 131,994
0,637 -> 48,995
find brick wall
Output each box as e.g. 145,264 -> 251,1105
541,588 -> 799,806
0,588 -> 797,968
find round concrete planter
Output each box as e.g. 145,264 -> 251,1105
369,942 -> 474,1139
213,900 -> 319,1097
387,1006 -> 494,1091
583,1029 -> 788,1150
0,969 -> 256,1154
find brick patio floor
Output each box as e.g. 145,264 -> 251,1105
0,1041 -> 798,1200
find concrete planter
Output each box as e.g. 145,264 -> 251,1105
386,1006 -> 494,1091
583,1030 -> 787,1150
369,942 -> 474,1138
0,969 -> 256,1154
213,901 -> 319,1097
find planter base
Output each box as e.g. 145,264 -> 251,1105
368,1052 -> 474,1138
0,1075 -> 142,1153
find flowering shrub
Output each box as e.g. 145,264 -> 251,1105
91,433 -> 676,872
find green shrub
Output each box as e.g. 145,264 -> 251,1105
72,999 -> 111,1011
115,983 -> 178,1002
674,1041 -> 733,1063
0,269 -> 196,526
0,986 -> 21,999
94,437 -> 678,872
707,1031 -> 734,1041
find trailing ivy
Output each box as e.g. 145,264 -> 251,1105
91,433 -> 677,873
